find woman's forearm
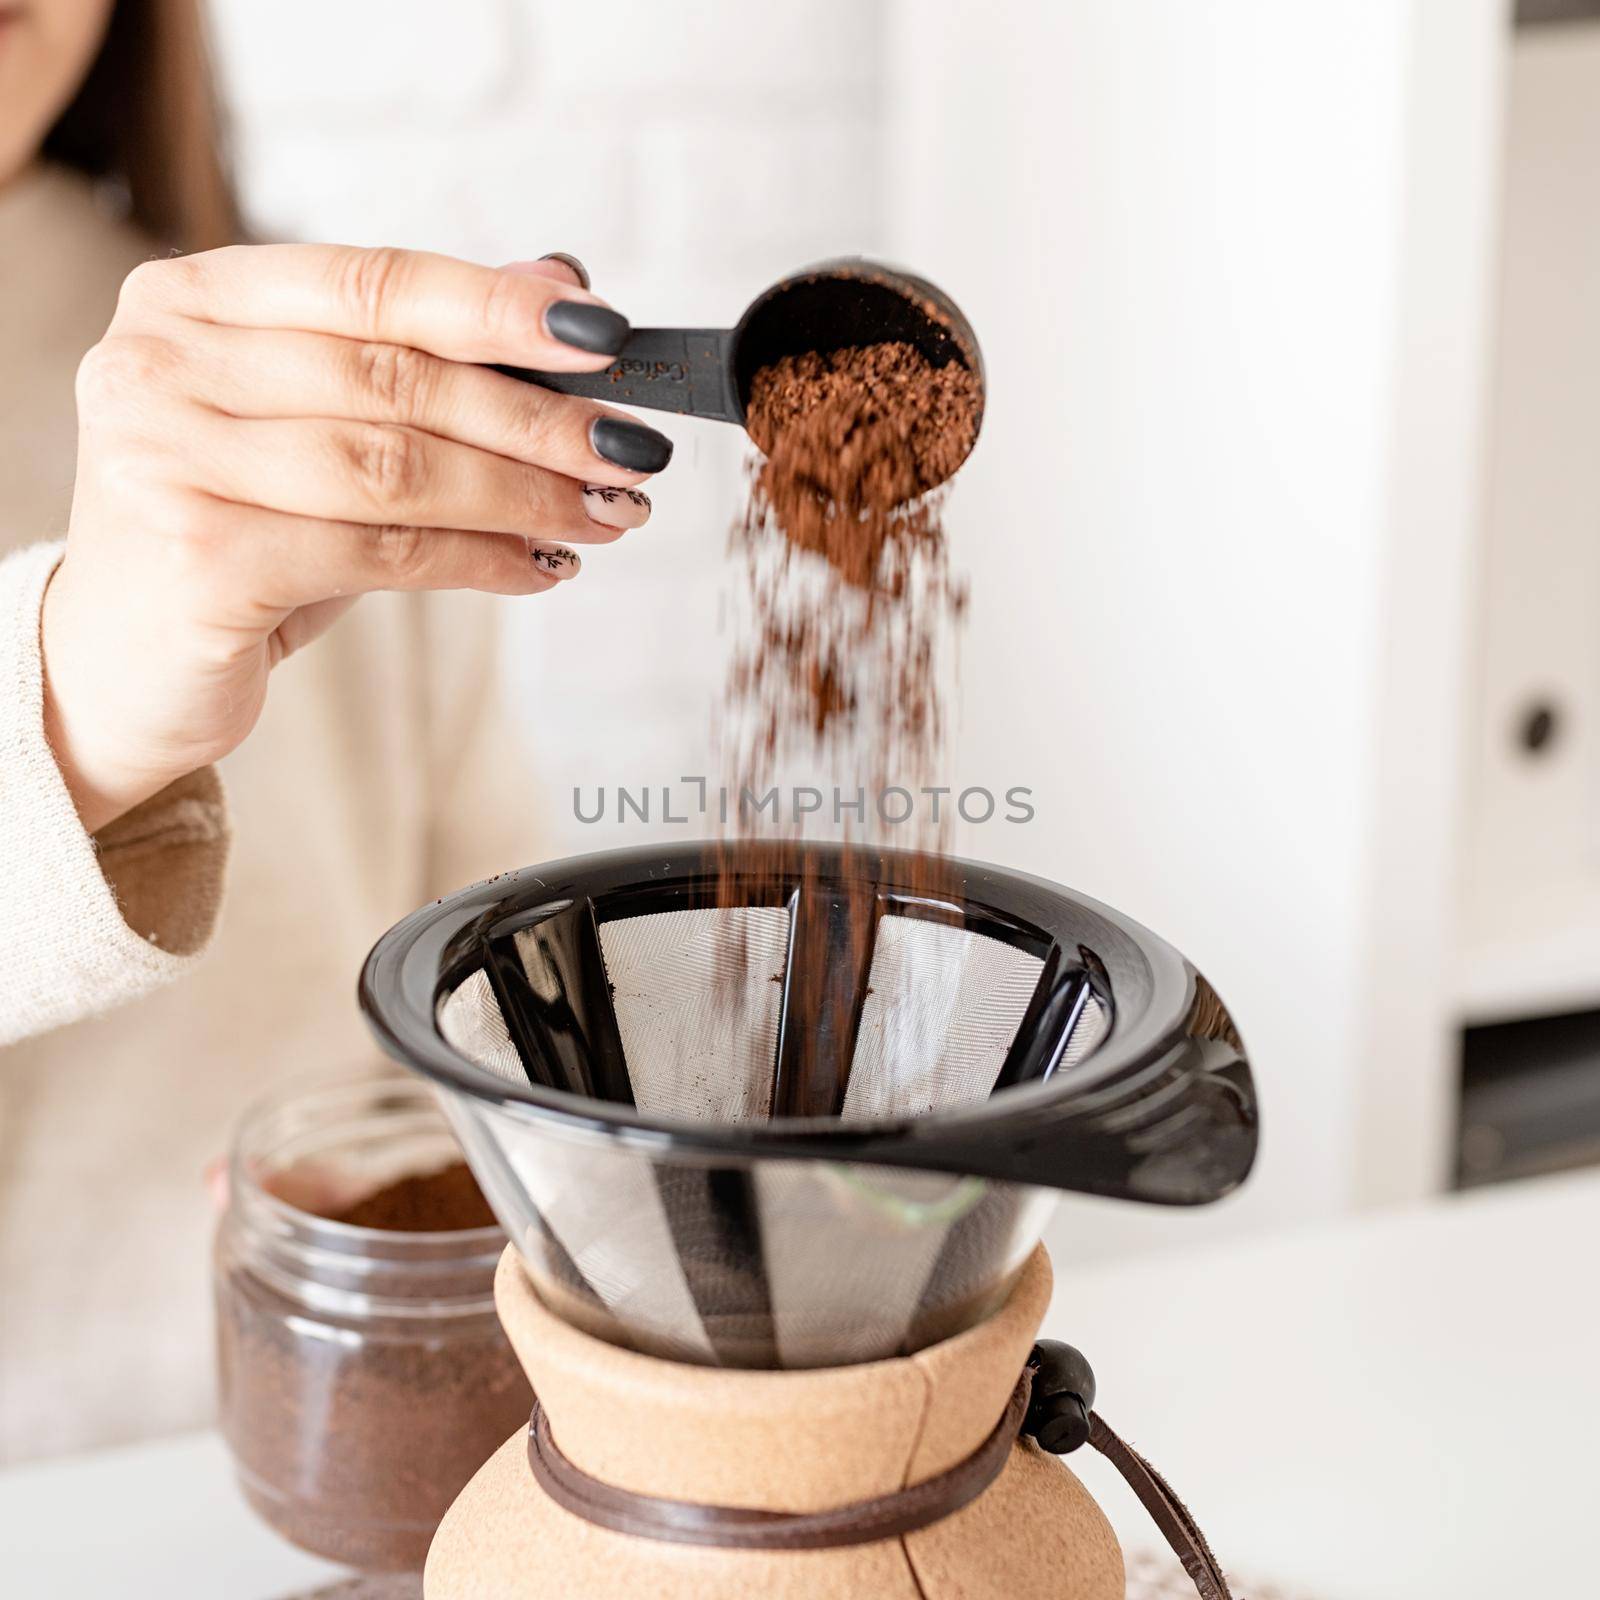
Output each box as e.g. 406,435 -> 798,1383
0,542 -> 230,1047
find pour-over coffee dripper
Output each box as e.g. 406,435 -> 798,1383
496,257 -> 986,486
358,841 -> 1256,1371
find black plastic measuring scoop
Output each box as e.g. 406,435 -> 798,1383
497,256 -> 985,485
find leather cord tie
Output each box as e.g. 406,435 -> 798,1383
525,1339 -> 1234,1598
525,1369 -> 1029,1552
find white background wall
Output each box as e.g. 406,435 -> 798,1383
886,0 -> 1389,1255
207,0 -> 1513,1262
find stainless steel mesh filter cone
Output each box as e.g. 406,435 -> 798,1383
359,843 -> 1256,1368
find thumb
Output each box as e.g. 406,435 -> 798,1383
502,252 -> 591,291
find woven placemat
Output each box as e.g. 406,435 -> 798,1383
284,1553 -> 1312,1599
280,1577 -> 422,1600
1126,1548 -> 1318,1599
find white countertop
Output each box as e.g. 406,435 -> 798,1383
5,1169 -> 1596,1599
1045,1168 -> 1600,1598
0,1429 -> 346,1598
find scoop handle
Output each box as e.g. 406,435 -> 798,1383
495,327 -> 741,424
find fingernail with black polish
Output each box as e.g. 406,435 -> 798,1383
591,416 -> 674,474
538,251 -> 591,290
544,299 -> 629,356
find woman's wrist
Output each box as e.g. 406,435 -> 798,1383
40,566 -> 170,835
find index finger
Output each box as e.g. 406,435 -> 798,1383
121,243 -> 631,372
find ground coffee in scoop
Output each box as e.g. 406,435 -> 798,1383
743,341 -> 979,591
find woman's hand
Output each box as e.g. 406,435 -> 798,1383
41,244 -> 669,833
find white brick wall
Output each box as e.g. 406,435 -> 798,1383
206,0 -> 888,853
210,0 -> 516,120
536,1 -> 881,107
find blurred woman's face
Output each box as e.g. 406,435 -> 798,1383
0,0 -> 114,187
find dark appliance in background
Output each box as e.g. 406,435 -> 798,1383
1458,1008 -> 1600,1186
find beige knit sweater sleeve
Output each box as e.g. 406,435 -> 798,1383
0,542 -> 230,1046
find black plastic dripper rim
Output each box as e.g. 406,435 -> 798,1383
357,841 -> 1257,1206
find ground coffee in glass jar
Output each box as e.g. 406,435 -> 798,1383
215,1078 -> 529,1573
326,1160 -> 496,1232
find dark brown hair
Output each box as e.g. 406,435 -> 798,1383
42,0 -> 239,252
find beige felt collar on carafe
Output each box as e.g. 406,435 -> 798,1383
493,1244 -> 1053,1515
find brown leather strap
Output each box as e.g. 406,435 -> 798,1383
1087,1411 -> 1235,1600
525,1371 -> 1234,1599
525,1370 -> 1032,1551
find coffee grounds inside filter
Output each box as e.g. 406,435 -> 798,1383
717,341 -> 978,1110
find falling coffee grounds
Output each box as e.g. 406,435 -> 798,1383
717,341 -> 979,1109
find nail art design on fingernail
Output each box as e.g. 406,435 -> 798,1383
544,299 -> 629,356
582,484 -> 652,529
590,416 -> 674,474
530,544 -> 580,576
538,251 -> 591,290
